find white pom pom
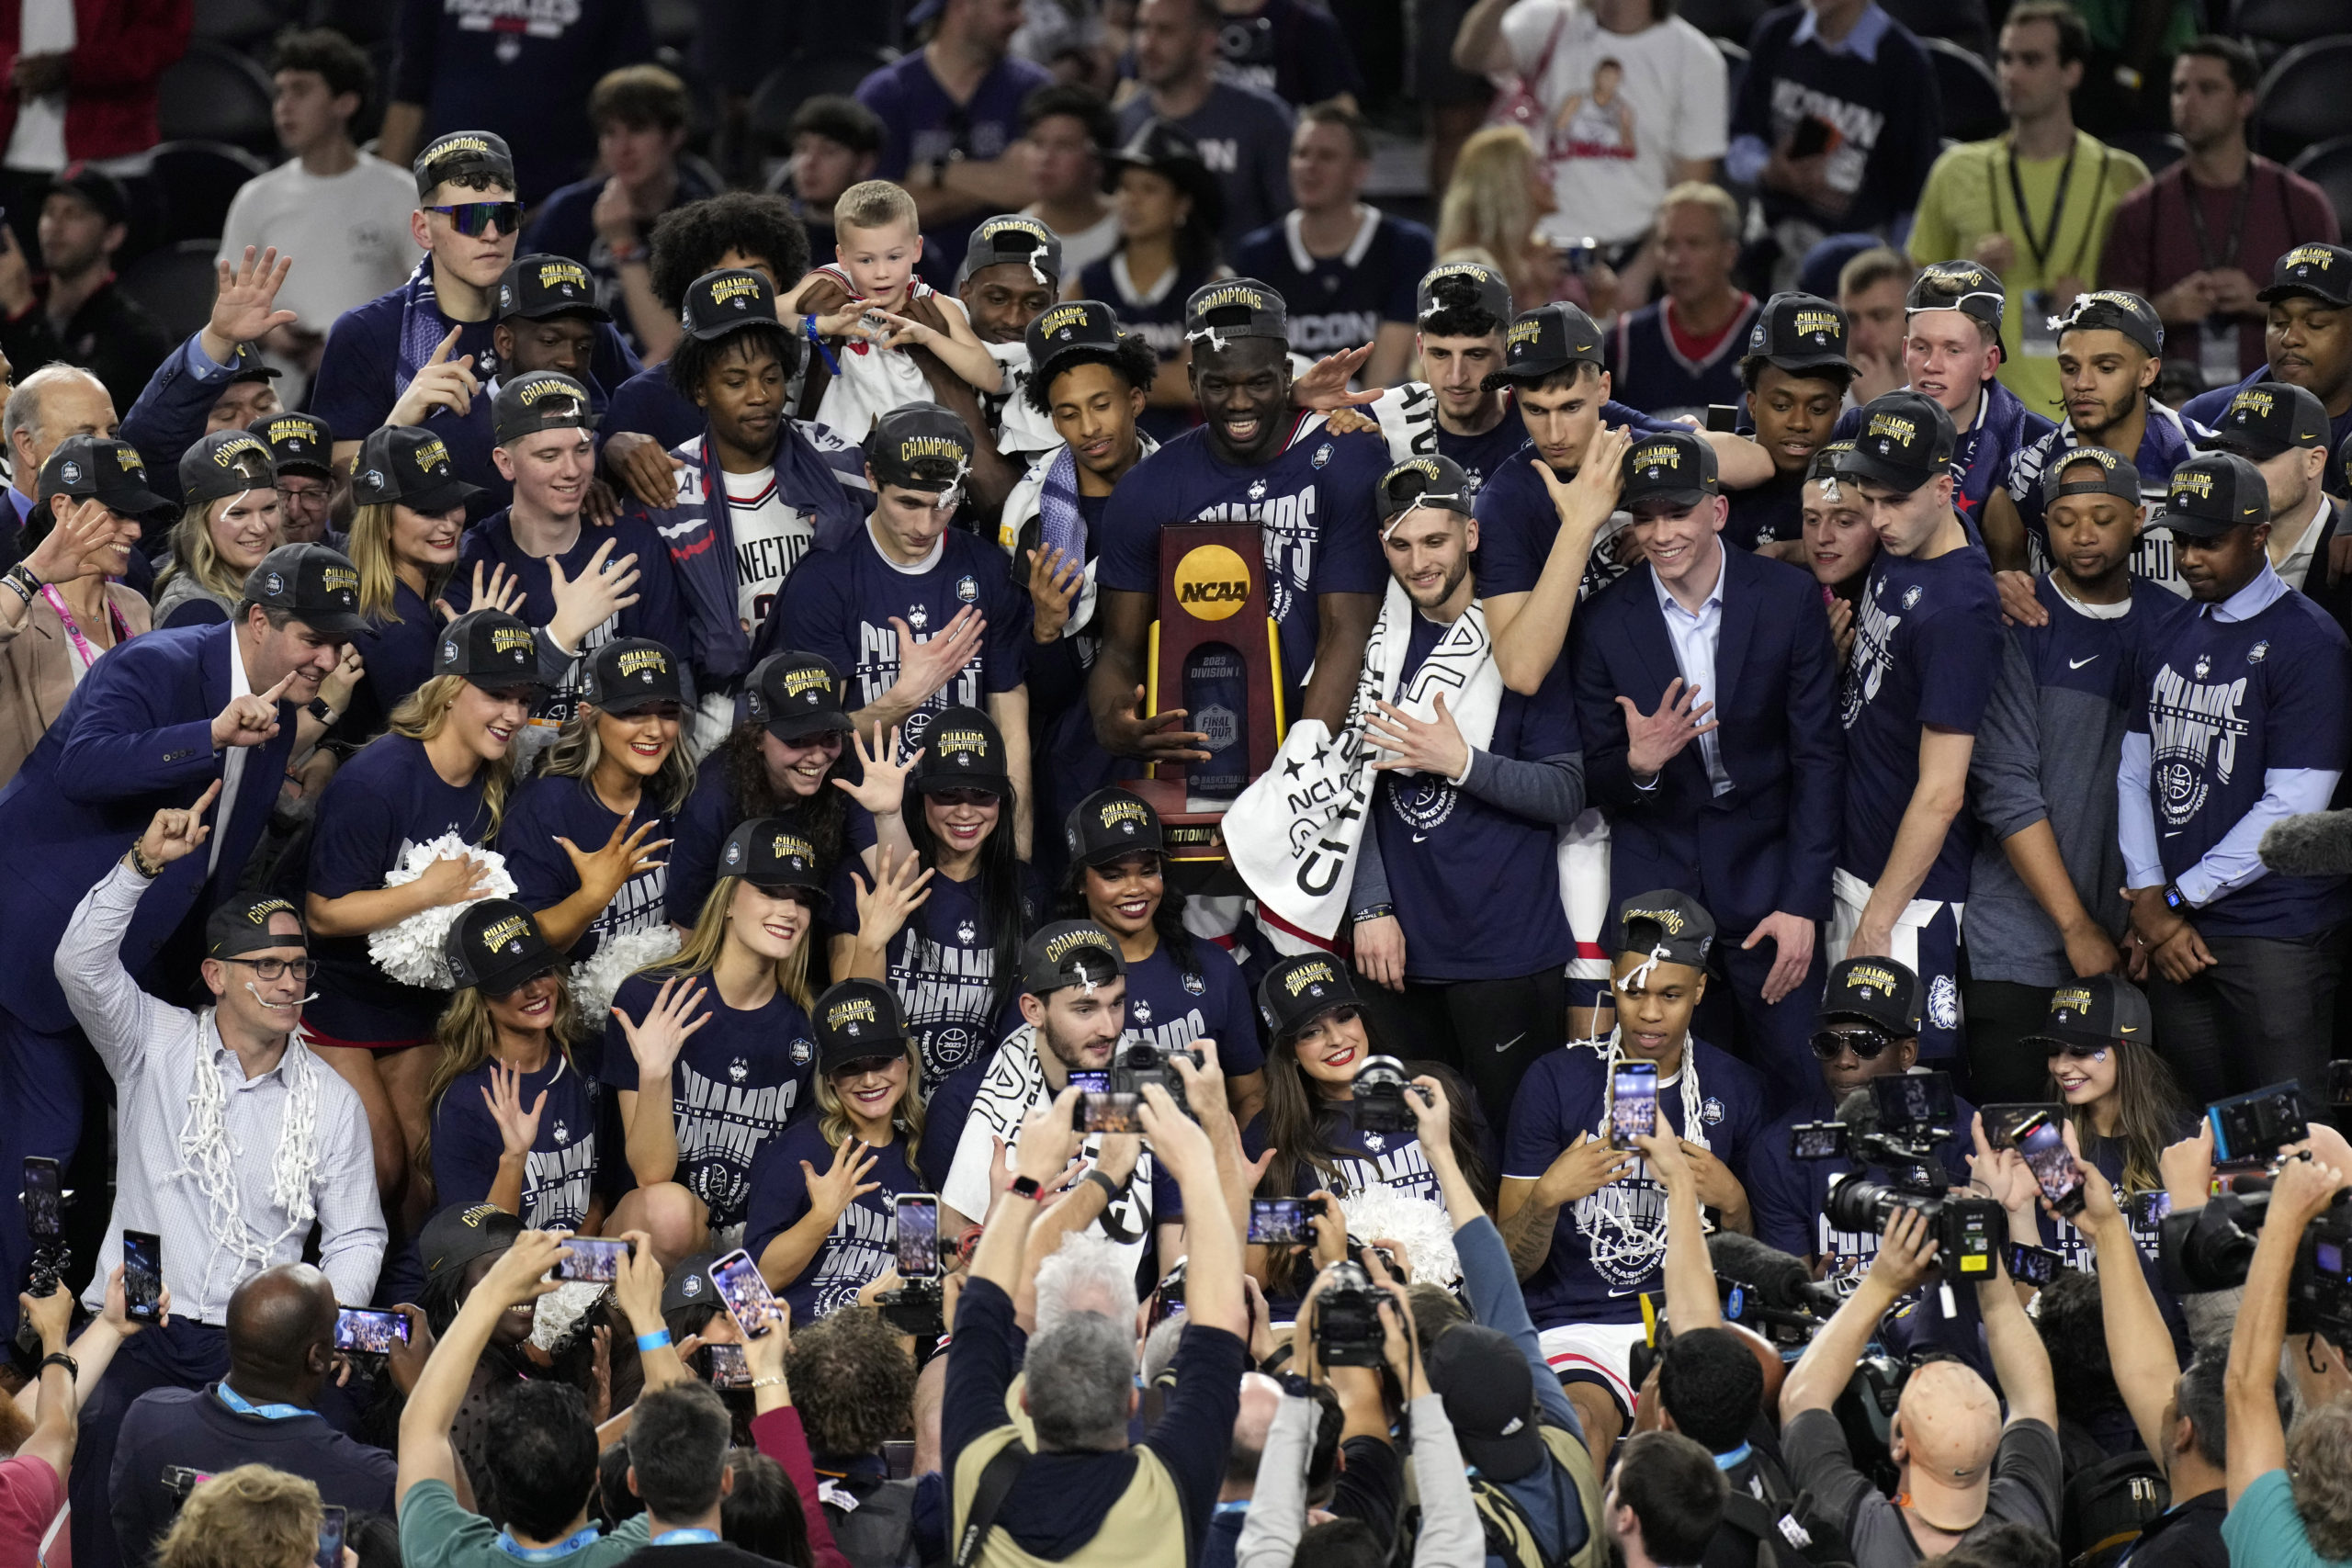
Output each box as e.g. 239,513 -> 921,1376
530,1278 -> 607,1354
366,834 -> 516,989
1340,1184 -> 1461,1288
571,926 -> 684,1020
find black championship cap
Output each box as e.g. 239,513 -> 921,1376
222,340 -> 282,386
444,898 -> 561,995
1426,1325 -> 1543,1482
1819,956 -> 1920,1036
2026,974 -> 2153,1050
250,411 -> 332,478
38,434 -> 168,513
205,894 -> 305,960
910,705 -> 1011,797
350,424 -> 482,513
680,267 -> 780,343
492,371 -> 598,446
2156,451 -> 2270,539
1844,390 -> 1958,494
1020,919 -> 1125,995
1905,259 -> 2006,332
1377,455 -> 1475,527
1615,888 -> 1715,969
2052,289 -> 2164,356
865,401 -> 974,494
45,161 -> 129,227
1025,299 -> 1128,379
663,1250 -> 723,1318
178,430 -> 276,505
436,608 -> 540,690
813,978 -> 910,1072
1184,277 -> 1287,353
2259,243 -> 2352,308
243,543 -> 368,640
1416,261 -> 1513,330
963,213 -> 1063,287
2040,445 -> 2143,508
413,130 -> 516,198
1102,118 -> 1224,233
496,254 -> 611,322
718,817 -> 828,899
746,649 -> 854,741
1742,291 -> 1853,376
1065,786 -> 1164,866
1619,429 -> 1720,513
2208,379 -> 2331,462
1806,437 -> 1860,485
1257,952 -> 1363,1042
580,637 -> 685,716
420,1201 -> 523,1280
1487,303 -> 1605,388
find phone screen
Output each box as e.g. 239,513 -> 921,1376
555,1236 -> 634,1283
2015,1113 -> 2086,1216
896,1194 -> 940,1280
2005,1242 -> 2062,1288
122,1230 -> 163,1322
1249,1198 -> 1307,1245
1981,1104 -> 2062,1151
334,1308 -> 412,1353
1789,1124 -> 1846,1160
707,1342 -> 751,1388
1075,1072 -> 1141,1134
707,1248 -> 783,1337
315,1505 -> 345,1568
1611,1064 -> 1658,1148
22,1156 -> 60,1241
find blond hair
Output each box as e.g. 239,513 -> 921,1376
155,494 -> 268,605
835,178 -> 918,237
421,974 -> 585,1177
1436,126 -> 1546,311
814,1036 -> 928,1180
387,673 -> 520,831
346,499 -> 455,621
639,874 -> 815,1012
1657,179 -> 1741,243
155,1464 -> 322,1568
539,701 -> 695,817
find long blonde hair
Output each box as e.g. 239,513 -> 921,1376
1437,125 -> 1549,312
155,495 -> 264,605
814,1037 -> 928,1181
638,874 -> 815,1011
420,972 -> 585,1175
155,1463 -> 322,1568
348,500 -> 454,621
386,673 -> 521,831
539,702 -> 695,816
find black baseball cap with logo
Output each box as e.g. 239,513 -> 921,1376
493,371 -> 598,445
680,267 -> 781,343
1818,956 -> 1920,1036
1614,888 -> 1715,970
963,214 -> 1063,286
250,412 -> 333,479
496,254 -> 611,322
910,706 -> 1011,797
444,898 -> 561,995
718,817 -> 828,900
2041,446 -> 2143,508
2259,243 -> 2352,307
1486,303 -> 1605,388
1426,1325 -> 1544,1482
1066,786 -> 1164,866
1102,118 -> 1224,233
38,434 -> 169,514
1025,299 -> 1129,382
2053,290 -> 2164,356
1184,277 -> 1287,349
205,894 -> 306,960
865,402 -> 974,493
1807,438 -> 1860,485
2156,451 -> 2270,538
45,162 -> 130,227
1258,952 -> 1364,1042
350,424 -> 482,513
746,649 -> 854,741
1416,261 -> 1514,331
421,1201 -> 523,1280
1619,430 -> 1720,513
1021,919 -> 1125,995
2207,379 -> 2331,462
178,430 -> 277,505
1905,260 -> 2006,331
413,130 -> 516,198
580,637 -> 685,716
222,340 -> 283,387
1741,291 -> 1853,377
436,608 -> 541,692
813,978 -> 911,1071
1377,455 -> 1475,526
2023,974 -> 2153,1050
243,543 -> 368,639
1844,390 -> 1958,494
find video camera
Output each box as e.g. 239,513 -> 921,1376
1312,1259 -> 1388,1368
1792,1074 -> 2005,1280
1352,1055 -> 1430,1135
876,1278 -> 945,1337
2160,1080 -> 2352,1336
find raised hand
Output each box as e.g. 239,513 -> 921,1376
139,779 -> 220,867
1292,344 -> 1379,409
1617,676 -> 1718,778
1536,1131 -> 1634,1208
556,810 -> 671,904
883,605 -> 985,708
610,1228 -> 666,1333
1535,425 -> 1631,524
212,671 -> 297,750
481,1059 -> 548,1156
437,559 -> 527,625
1407,1073 -> 1453,1152
1026,545 -> 1083,643
547,537 -> 641,651
1866,1205 -> 1938,1295
413,851 -> 496,908
1100,683 -> 1211,763
835,722 -> 917,817
851,843 -> 935,950
482,1230 -> 570,1310
388,326 -> 480,426
1365,691 -> 1471,778
206,245 -> 299,354
805,1137 -> 881,1222
22,496 -> 122,585
610,975 -> 712,1080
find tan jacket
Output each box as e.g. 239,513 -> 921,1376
0,582 -> 153,786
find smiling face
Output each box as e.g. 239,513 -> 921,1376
697,336 -> 788,460
1025,975 -> 1127,1073
460,1247 -> 538,1347
208,490 -> 282,575
276,473 -> 334,545
1748,365 -> 1845,474
245,609 -> 350,704
1515,366 -> 1609,472
2057,329 -> 2155,444
1046,359 -> 1145,484
1904,310 -> 1998,416
487,971 -> 562,1033
495,427 -> 594,520
56,498 -> 141,581
201,914 -> 308,1035
831,1049 -> 910,1123
2050,1042 -> 2119,1107
596,702 -> 681,779
961,260 -> 1055,345
1289,1006 -> 1370,1090
837,216 -> 922,310
922,786 -> 1002,858
452,681 -> 533,761
726,879 -> 813,961
2267,296 -> 2352,407
1382,504 -> 1476,611
1191,336 -> 1291,466
758,727 -> 843,797
1610,953 -> 1704,1066
1083,853 -> 1164,940
1419,332 -> 1505,424
1802,476 -> 1877,586
1630,494 -> 1726,598
391,501 -> 466,573
498,315 -> 598,381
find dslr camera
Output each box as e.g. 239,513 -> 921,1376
1792,1071 -> 2006,1279
1312,1260 -> 1388,1368
1111,1039 -> 1204,1118
876,1278 -> 945,1337
1351,1055 -> 1429,1135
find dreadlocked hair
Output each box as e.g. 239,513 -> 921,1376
717,721 -> 852,868
1255,1029 -> 1494,1210
538,701 -> 696,816
418,975 -> 587,1179
1053,852 -> 1200,976
813,1036 -> 930,1182
2049,1035 -> 2190,1192
385,674 -> 520,830
904,773 -> 1029,1030
644,874 -> 817,1011
1023,336 -> 1161,417
668,320 -> 802,403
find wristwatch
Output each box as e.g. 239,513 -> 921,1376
2162,883 -> 2191,913
306,697 -> 338,727
1007,1175 -> 1043,1201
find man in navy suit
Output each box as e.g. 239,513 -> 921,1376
0,537 -> 366,1337
1572,430 -> 1842,1111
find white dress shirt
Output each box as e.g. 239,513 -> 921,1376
1651,544 -> 1733,796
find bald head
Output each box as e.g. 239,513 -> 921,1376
1895,1360 -> 2003,1487
6,365 -> 115,497
225,1263 -> 338,1395
1227,1371 -> 1284,1490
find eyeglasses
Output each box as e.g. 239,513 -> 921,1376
427,201 -> 522,237
1808,1027 -> 1894,1061
223,955 -> 320,982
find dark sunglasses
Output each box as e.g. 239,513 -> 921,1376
830,1055 -> 899,1079
222,955 -> 320,982
427,200 -> 522,237
1808,1027 -> 1894,1061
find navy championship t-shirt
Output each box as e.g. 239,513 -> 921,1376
743,1118 -> 924,1324
827,861 -> 1042,1093
1472,447 -> 1639,604
1747,1093 -> 1974,1289
1120,940 -> 1266,1077
600,971 -> 820,1230
502,773 -> 674,961
1504,1040 -> 1766,1327
311,299 -> 639,452
1097,420 -> 1389,696
1229,210 -> 1433,360
1838,545 -> 2004,897
429,1053 -> 599,1232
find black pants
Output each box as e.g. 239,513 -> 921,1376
1358,966 -> 1566,1117
1963,976 -> 2059,1104
2148,925 -> 2350,1104
1693,925 -> 1828,1120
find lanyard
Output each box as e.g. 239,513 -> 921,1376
650,1529 -> 722,1546
39,582 -> 127,676
215,1383 -> 309,1421
1713,1443 -> 1752,1471
495,1526 -> 604,1562
2001,137 -> 2108,281
2182,167 -> 2255,275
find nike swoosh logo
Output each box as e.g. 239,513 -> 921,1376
2068,655 -> 2098,669
2163,829 -> 2183,838
1609,1284 -> 1649,1298
1494,1032 -> 1527,1055
1412,833 -> 1428,842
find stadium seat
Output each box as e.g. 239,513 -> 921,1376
194,0 -> 288,45
117,240 -> 224,343
748,48 -> 895,159
156,39 -> 277,154
2231,0 -> 2352,50
1926,36 -> 2004,144
138,141 -> 272,247
2292,136 -> 2352,239
2254,39 -> 2352,163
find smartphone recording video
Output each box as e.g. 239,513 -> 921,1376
1611,1063 -> 1658,1148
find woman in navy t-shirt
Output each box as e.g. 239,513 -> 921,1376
1077,118 -> 1225,445
603,816 -> 826,1259
2031,996 -> 2193,1269
424,900 -> 601,1233
305,608 -> 541,1217
340,423 -> 493,741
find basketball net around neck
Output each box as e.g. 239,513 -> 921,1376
168,1012 -> 326,1278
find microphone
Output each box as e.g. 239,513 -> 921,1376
1836,1087 -> 1879,1142
247,982 -> 320,1010
2259,810 -> 2352,878
1706,1231 -> 1840,1318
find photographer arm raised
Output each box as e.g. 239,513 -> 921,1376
1636,1128 -> 1724,1333
1782,1207 -> 1938,1422
2226,1147 -> 2350,1503
2071,1129 -> 2178,1455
